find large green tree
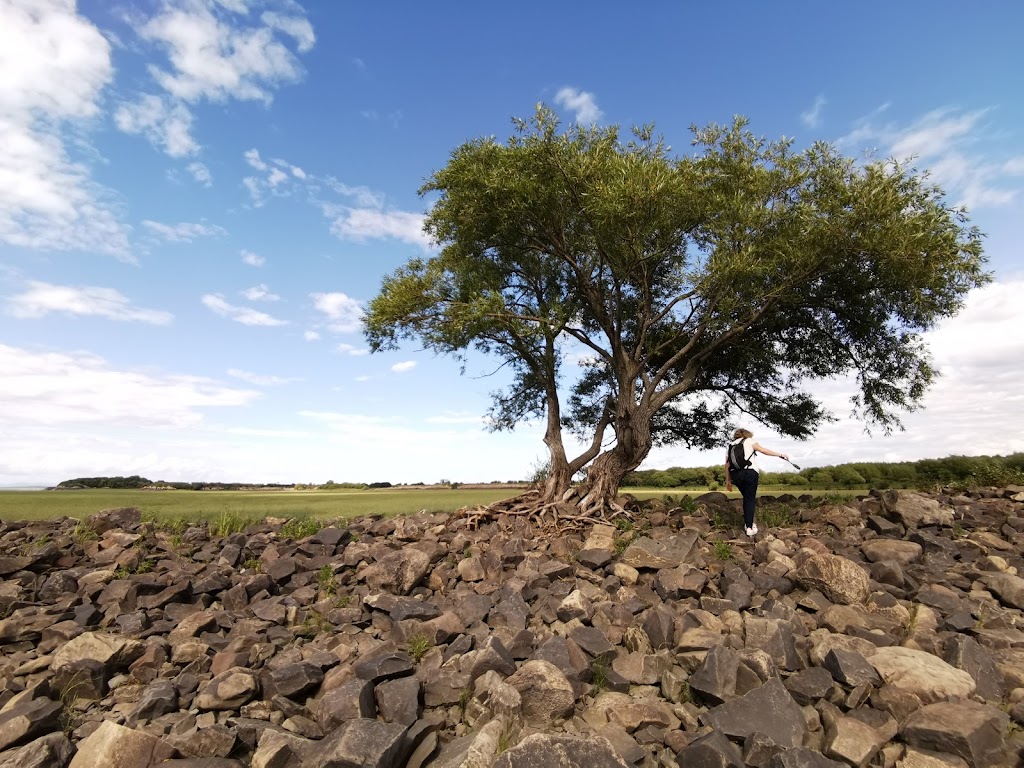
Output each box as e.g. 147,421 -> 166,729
364,107 -> 987,519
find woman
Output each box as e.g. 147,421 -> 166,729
724,428 -> 790,537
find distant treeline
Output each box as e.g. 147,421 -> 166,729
53,454 -> 1024,492
622,453 -> 1024,490
53,476 -> 295,491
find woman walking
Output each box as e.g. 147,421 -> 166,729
724,428 -> 790,537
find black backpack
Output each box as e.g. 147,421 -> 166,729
728,441 -> 752,472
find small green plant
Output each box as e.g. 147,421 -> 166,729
296,610 -> 330,638
113,565 -> 132,580
462,546 -> 473,559
710,509 -> 743,530
712,541 -> 732,560
134,558 -> 154,574
614,517 -> 634,532
952,522 -> 966,538
242,557 -> 262,572
445,554 -> 458,568
72,520 -> 98,544
590,659 -> 608,694
317,565 -> 336,596
759,505 -> 794,528
677,496 -> 699,515
209,513 -> 251,538
613,533 -> 635,555
280,517 -> 322,540
334,594 -> 351,608
458,687 -> 471,716
405,633 -> 432,663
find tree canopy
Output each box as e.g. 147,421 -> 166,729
364,106 -> 988,520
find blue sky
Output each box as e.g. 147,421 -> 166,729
2,0 -> 1023,486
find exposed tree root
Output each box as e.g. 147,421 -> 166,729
449,487 -> 638,534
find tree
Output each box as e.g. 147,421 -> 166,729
364,106 -> 987,521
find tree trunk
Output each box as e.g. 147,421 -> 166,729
573,405 -> 655,517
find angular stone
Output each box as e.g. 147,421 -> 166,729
0,732 -> 73,768
794,554 -> 870,606
312,718 -> 409,767
263,662 -> 323,700
900,700 -> 1008,768
824,714 -> 886,767
869,647 -> 975,704
363,549 -> 431,595
375,676 -> 422,726
195,668 -> 259,711
354,650 -> 414,683
700,679 -> 805,749
125,679 -> 178,726
68,720 -> 175,768
0,698 -> 62,752
980,572 -> 1024,610
620,530 -> 700,569
675,728 -> 744,767
317,678 -> 376,730
878,490 -> 954,528
784,667 -> 836,706
492,733 -> 629,768
861,539 -> 923,565
689,644 -> 739,705
51,631 -> 144,672
506,660 -> 575,724
942,635 -> 1004,703
822,648 -> 881,689
767,748 -> 847,767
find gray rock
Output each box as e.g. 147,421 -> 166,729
900,700 -> 1008,768
700,678 -> 806,749
0,698 -> 62,752
375,676 -> 422,725
794,554 -> 870,606
674,729 -> 744,767
620,529 -> 700,569
68,720 -> 176,768
492,734 -> 629,768
0,732 -> 74,768
505,660 -> 575,724
766,748 -> 847,767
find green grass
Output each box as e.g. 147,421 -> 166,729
0,487 -> 521,523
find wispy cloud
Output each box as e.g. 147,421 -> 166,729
0,0 -> 131,259
226,368 -> 299,386
115,0 -> 315,157
201,294 -> 287,326
337,343 -> 368,356
7,281 -> 173,325
188,161 -> 212,186
311,291 -> 363,333
242,147 -> 309,206
838,107 -> 1019,209
324,206 -> 429,248
143,219 -> 227,242
554,87 -> 602,124
242,284 -> 280,302
801,95 -> 826,129
391,361 -> 416,373
0,344 -> 256,428
304,330 -> 321,341
241,249 -> 266,267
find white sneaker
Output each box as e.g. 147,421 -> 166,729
745,525 -> 758,537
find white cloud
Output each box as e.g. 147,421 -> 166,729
0,0 -> 131,258
311,291 -> 363,332
242,283 -> 280,301
7,281 -> 173,325
244,148 -> 267,170
143,219 -> 227,242
427,411 -> 486,425
646,278 -> 1024,472
325,206 -> 429,248
801,95 -> 826,129
116,0 -> 314,156
391,361 -> 416,373
304,330 -> 320,341
202,293 -> 287,326
0,344 -> 256,428
554,87 -> 602,124
113,94 -> 198,157
188,161 -> 212,186
838,107 -> 1019,210
241,249 -> 265,266
1002,157 -> 1024,175
226,368 -> 298,386
337,343 -> 368,356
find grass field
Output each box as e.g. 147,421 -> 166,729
0,486 -> 863,525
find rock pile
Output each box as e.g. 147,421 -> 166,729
0,487 -> 1023,768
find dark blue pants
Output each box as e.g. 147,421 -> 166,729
732,468 -> 759,528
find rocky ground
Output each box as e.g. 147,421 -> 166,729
1,486 -> 1023,768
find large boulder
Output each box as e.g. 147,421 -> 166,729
794,554 -> 870,605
